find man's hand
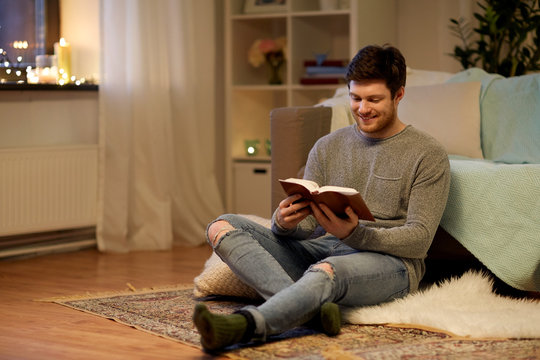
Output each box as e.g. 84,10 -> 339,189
275,194 -> 312,230
310,202 -> 358,239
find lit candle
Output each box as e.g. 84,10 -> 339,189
35,55 -> 58,84
54,38 -> 71,83
37,66 -> 59,84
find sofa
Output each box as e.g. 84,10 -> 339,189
270,68 -> 540,293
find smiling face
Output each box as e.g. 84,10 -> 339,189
349,79 -> 405,139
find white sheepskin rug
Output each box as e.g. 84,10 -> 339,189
342,271 -> 540,339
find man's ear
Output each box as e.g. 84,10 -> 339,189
394,86 -> 405,103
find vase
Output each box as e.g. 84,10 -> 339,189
265,51 -> 284,85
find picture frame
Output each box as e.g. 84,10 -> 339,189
244,0 -> 287,14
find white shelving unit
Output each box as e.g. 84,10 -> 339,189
225,0 -> 396,217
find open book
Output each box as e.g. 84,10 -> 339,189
279,178 -> 375,221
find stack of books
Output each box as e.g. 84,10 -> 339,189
300,59 -> 348,85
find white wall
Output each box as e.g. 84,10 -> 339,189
0,91 -> 98,148
397,0 -> 478,72
59,0 -> 100,82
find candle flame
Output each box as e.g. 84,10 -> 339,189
60,38 -> 67,46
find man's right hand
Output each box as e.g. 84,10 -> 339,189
275,194 -> 312,230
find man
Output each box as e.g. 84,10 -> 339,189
193,44 -> 450,352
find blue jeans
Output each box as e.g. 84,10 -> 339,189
207,214 -> 409,340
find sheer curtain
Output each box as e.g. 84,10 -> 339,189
98,0 -> 224,252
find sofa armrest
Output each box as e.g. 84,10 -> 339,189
270,106 -> 332,212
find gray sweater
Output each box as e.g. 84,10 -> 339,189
272,125 -> 450,292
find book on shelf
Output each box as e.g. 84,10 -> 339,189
302,72 -> 347,79
301,58 -> 348,85
303,59 -> 349,67
279,178 -> 375,221
305,66 -> 348,75
300,77 -> 345,85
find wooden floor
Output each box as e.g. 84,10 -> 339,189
0,245 -> 222,360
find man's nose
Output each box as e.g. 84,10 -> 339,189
358,102 -> 370,114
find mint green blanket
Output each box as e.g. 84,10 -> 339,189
447,68 -> 540,164
441,158 -> 540,291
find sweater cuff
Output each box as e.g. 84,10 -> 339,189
271,209 -> 296,235
341,223 -> 366,249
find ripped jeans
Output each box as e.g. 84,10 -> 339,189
206,214 -> 409,340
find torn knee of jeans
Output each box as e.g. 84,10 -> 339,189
311,262 -> 335,279
207,220 -> 235,247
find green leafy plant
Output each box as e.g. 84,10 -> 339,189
449,0 -> 540,76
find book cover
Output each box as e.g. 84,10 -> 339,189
279,178 -> 375,221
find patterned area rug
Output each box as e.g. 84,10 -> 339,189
45,286 -> 540,359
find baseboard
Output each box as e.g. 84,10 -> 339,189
0,227 -> 97,259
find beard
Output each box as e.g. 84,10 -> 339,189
355,105 -> 398,138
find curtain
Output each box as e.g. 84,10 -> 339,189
98,0 -> 224,252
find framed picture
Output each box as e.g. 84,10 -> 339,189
244,0 -> 287,14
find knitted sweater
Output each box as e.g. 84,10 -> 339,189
272,125 -> 450,292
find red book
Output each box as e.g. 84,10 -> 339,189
279,178 -> 375,221
300,77 -> 345,85
303,59 -> 349,67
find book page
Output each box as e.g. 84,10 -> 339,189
317,185 -> 359,196
280,178 -> 320,192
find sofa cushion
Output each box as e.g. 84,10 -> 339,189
398,81 -> 483,159
405,67 -> 454,86
447,68 -> 540,164
316,68 -> 455,134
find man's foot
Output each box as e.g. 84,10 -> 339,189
306,302 -> 342,336
320,302 -> 341,336
192,303 -> 249,352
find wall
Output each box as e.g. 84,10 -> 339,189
59,0 -> 100,82
397,0 -> 479,72
0,90 -> 98,148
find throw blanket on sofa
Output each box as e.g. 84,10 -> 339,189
447,68 -> 540,164
441,157 -> 540,291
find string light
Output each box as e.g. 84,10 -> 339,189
13,41 -> 29,49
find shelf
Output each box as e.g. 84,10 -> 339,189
231,13 -> 286,20
291,84 -> 344,90
233,84 -> 287,90
225,0 -> 397,213
231,9 -> 350,20
233,156 -> 271,163
0,83 -> 99,91
291,9 -> 350,17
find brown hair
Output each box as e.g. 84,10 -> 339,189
345,45 -> 406,98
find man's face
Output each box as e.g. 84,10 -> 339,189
349,79 -> 404,139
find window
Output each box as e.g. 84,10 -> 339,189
0,0 -> 59,69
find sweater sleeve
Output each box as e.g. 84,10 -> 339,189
270,207 -> 319,239
341,147 -> 450,259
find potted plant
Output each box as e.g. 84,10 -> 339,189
449,0 -> 540,76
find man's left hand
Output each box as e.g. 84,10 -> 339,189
310,202 -> 358,239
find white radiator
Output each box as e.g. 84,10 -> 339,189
0,145 -> 98,236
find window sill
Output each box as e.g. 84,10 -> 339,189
0,83 -> 98,91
